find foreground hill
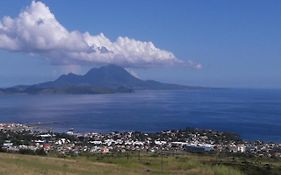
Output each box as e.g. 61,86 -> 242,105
0,65 -> 200,94
0,152 -> 245,175
0,152 -> 280,175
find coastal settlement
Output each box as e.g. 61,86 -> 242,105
0,123 -> 280,159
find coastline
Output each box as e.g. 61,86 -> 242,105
0,122 -> 280,159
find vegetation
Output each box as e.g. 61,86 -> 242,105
0,152 -> 280,175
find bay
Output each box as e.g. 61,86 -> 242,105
0,88 -> 280,142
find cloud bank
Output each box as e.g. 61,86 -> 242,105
0,1 -> 202,68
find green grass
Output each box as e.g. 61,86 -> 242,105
0,152 -> 280,175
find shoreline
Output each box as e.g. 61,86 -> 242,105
24,121 -> 281,144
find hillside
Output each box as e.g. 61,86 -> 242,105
0,152 -> 280,175
0,152 -> 244,175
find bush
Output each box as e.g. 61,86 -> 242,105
35,148 -> 47,156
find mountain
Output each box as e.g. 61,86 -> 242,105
0,65 -> 200,94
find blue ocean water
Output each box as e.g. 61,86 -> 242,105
0,89 -> 280,142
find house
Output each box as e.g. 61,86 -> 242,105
3,141 -> 13,147
101,147 -> 109,154
237,144 -> 246,153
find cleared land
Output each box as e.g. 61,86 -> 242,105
0,153 -> 280,175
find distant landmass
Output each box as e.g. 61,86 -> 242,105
0,64 -> 200,94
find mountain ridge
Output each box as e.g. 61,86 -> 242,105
0,64 -> 201,94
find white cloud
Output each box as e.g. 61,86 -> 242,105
0,1 -> 202,69
125,68 -> 141,78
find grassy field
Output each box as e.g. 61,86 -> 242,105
0,152 -> 280,175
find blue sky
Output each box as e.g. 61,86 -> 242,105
0,0 -> 280,88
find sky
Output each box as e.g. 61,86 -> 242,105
0,0 -> 280,88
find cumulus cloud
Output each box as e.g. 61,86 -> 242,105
0,1 -> 202,69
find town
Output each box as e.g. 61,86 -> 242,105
0,123 -> 280,159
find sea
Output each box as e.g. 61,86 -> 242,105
0,88 -> 280,142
